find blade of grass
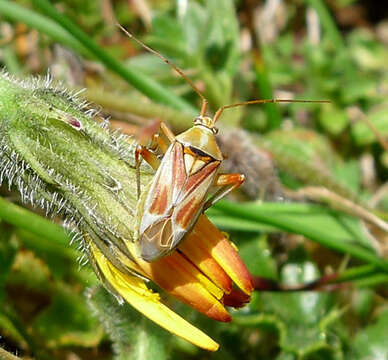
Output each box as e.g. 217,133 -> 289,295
313,265 -> 388,288
0,197 -> 69,246
1,46 -> 23,76
354,273 -> 388,287
212,200 -> 388,273
83,87 -> 193,132
0,1 -> 88,56
31,0 -> 196,115
327,264 -> 388,287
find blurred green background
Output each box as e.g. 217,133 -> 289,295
0,0 -> 388,359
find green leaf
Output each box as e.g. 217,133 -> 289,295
351,289 -> 374,321
351,104 -> 388,145
238,234 -> 278,280
0,223 -> 17,293
319,104 -> 349,135
0,197 -> 69,247
259,129 -> 357,200
87,285 -> 170,360
235,260 -> 344,359
15,230 -> 87,282
33,284 -> 103,348
179,2 -> 206,55
349,310 -> 388,360
332,159 -> 361,193
204,0 -> 239,76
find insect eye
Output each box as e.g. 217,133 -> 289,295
194,117 -> 202,124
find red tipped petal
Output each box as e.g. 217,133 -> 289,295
179,231 -> 233,294
136,250 -> 231,322
223,289 -> 251,308
193,216 -> 254,295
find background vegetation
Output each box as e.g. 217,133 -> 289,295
0,0 -> 388,359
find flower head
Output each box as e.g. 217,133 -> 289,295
89,214 -> 253,351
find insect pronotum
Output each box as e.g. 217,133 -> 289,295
119,25 -> 329,262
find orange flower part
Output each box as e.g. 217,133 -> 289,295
187,215 -> 254,295
92,214 -> 253,351
131,214 -> 253,321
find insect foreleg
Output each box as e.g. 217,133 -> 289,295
203,173 -> 245,210
136,145 -> 161,170
135,122 -> 174,199
135,145 -> 161,199
154,133 -> 169,154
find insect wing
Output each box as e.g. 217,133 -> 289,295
173,161 -> 219,231
140,142 -> 184,228
139,142 -> 186,260
139,142 -> 220,261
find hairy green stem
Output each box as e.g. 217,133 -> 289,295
0,72 -> 153,278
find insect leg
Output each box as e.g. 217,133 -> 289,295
154,133 -> 169,154
136,145 -> 161,170
203,173 -> 245,210
135,145 -> 161,198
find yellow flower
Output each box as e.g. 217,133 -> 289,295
89,214 -> 253,351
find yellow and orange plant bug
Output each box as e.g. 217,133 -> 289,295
119,26 -> 329,262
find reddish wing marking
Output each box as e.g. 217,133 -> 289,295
140,142 -> 187,241
139,141 -> 220,261
174,161 -> 220,229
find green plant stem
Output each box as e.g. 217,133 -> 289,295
0,197 -> 69,246
305,0 -> 344,49
16,229 -> 76,260
31,0 -> 196,115
0,1 -> 88,56
213,200 -> 388,273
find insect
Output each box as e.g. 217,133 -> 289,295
119,26 -> 329,262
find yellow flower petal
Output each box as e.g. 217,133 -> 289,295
90,243 -> 219,352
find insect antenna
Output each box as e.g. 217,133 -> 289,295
117,24 -> 208,116
213,99 -> 331,124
